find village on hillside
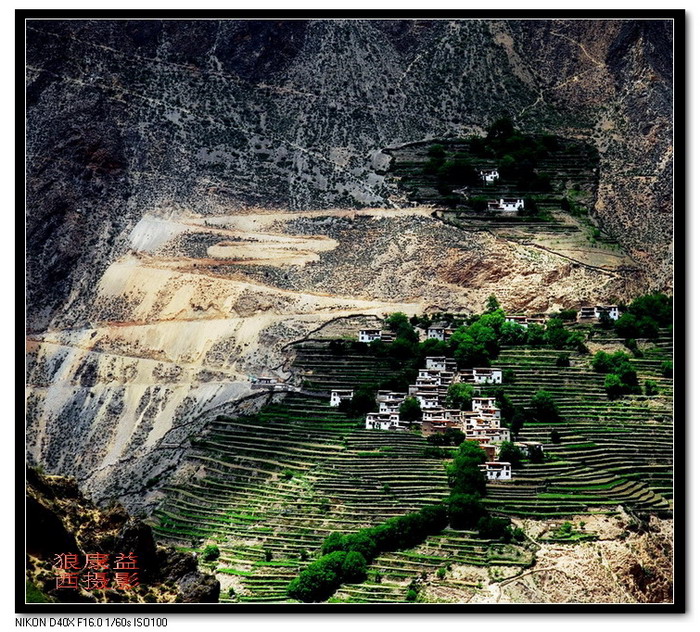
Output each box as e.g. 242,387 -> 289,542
251,302 -> 626,484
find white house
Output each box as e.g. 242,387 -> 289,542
427,326 -> 448,341
252,376 -> 281,388
377,391 -> 405,414
480,168 -> 499,183
365,412 -> 400,431
479,461 -> 512,481
425,356 -> 446,370
464,426 -> 511,444
472,397 -> 498,412
505,315 -> 547,329
472,368 -> 503,384
330,389 -> 353,407
358,329 -> 382,343
500,198 -> 524,211
597,306 -> 621,320
579,305 -> 621,321
416,391 -> 440,409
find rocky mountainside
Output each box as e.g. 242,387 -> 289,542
26,467 -> 219,603
25,19 -> 674,513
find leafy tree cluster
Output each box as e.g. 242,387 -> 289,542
288,505 -> 449,602
488,387 -> 562,432
427,428 -> 465,446
445,441 -> 524,542
465,118 -> 556,192
613,293 -> 672,340
500,318 -> 586,352
591,350 -> 640,399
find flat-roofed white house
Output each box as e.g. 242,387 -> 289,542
578,305 -> 621,321
416,391 -> 440,409
252,375 -> 281,388
500,198 -> 524,211
358,329 -> 382,343
330,389 -> 354,407
424,356 -> 458,373
467,426 -> 511,443
480,168 -> 499,183
472,397 -> 498,412
479,461 -> 512,480
365,412 -> 400,431
505,315 -> 547,329
472,368 -> 503,384
377,391 -> 405,413
515,441 -> 544,458
427,324 -> 456,341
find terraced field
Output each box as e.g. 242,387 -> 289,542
152,331 -> 672,602
484,332 -> 673,516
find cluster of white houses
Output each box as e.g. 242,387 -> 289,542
333,348 -> 513,480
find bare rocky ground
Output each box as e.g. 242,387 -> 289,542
420,511 -> 673,604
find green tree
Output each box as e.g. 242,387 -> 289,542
486,294 -> 501,313
661,361 -> 673,378
498,441 -> 523,469
614,313 -> 641,339
341,551 -> 368,583
500,321 -> 527,345
347,386 -> 377,417
399,397 -> 423,422
445,382 -> 474,410
556,353 -> 570,367
447,493 -> 485,529
604,373 -> 625,399
644,380 -> 659,396
529,390 -> 561,423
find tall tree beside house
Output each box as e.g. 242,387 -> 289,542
399,397 -> 422,422
445,382 -> 474,411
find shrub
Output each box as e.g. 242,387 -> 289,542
445,382 -> 474,410
556,353 -> 570,367
281,468 -> 295,480
550,429 -> 561,444
202,544 -> 220,562
661,361 -> 673,378
477,515 -> 512,541
406,589 -> 418,602
264,548 -> 273,562
503,368 -> 516,384
341,551 -> 368,583
287,551 -> 347,602
644,380 -> 659,396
